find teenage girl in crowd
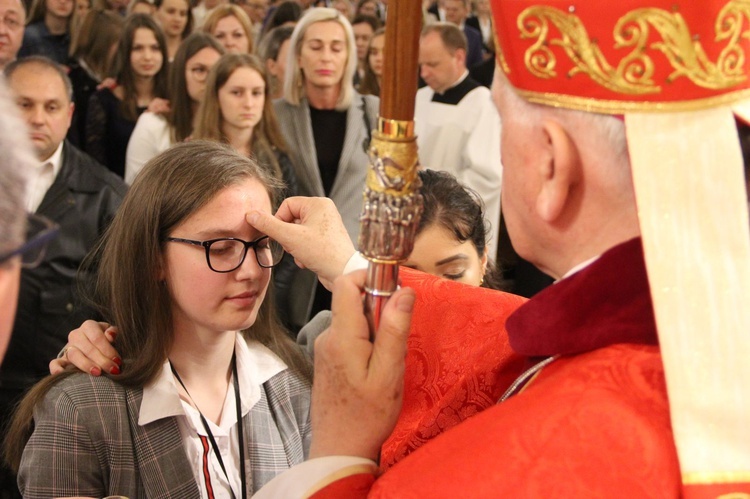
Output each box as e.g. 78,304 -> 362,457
154,0 -> 193,61
125,32 -> 225,184
257,25 -> 293,100
4,141 -> 312,498
406,169 -> 505,289
357,26 -> 383,97
86,13 -> 169,178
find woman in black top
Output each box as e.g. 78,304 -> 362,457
85,14 -> 168,177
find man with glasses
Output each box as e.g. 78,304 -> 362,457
0,0 -> 24,71
0,56 -> 126,498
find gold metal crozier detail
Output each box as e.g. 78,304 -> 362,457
518,1 -> 750,94
358,118 -> 422,264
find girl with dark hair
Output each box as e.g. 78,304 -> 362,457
125,32 -> 225,184
85,14 -> 169,178
259,0 -> 301,39
257,25 -> 293,100
405,169 -> 506,290
4,141 -> 312,498
154,0 -> 193,60
358,26 -> 383,96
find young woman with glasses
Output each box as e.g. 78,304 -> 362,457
4,141 -> 312,498
125,32 -> 225,184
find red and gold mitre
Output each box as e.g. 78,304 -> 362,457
491,0 -> 750,113
491,1 -> 750,498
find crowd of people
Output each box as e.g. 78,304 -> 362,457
1,0 -> 748,497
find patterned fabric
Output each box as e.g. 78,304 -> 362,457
380,268 -> 526,470
18,368 -> 311,498
311,239 -> 683,497
315,345 -> 680,498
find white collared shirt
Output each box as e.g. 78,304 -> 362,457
26,142 -> 63,213
139,334 -> 288,498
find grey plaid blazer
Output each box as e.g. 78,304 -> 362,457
18,368 -> 312,499
273,93 -> 379,328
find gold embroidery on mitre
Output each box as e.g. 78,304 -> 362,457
717,494 -> 750,499
517,1 -> 750,94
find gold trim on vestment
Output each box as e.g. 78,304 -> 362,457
516,86 -> 750,113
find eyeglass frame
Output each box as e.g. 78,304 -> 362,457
0,213 -> 59,269
164,235 -> 283,273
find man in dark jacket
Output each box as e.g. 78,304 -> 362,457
0,56 -> 126,498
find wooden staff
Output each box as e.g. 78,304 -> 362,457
357,0 -> 424,333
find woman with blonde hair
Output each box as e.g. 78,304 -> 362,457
4,141 -> 312,498
202,4 -> 254,54
275,7 -> 378,330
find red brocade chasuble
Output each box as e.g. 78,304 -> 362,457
313,239 -> 686,498
379,268 -> 527,471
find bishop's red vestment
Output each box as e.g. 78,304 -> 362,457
314,238 -> 682,497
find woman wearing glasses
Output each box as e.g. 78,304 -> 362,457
4,141 -> 312,498
125,32 -> 225,184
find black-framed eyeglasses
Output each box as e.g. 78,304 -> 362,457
0,213 -> 59,269
165,235 -> 284,272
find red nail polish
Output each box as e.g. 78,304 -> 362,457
110,365 -> 121,375
113,357 -> 122,366
90,366 -> 101,376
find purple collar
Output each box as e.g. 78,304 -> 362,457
506,238 -> 659,357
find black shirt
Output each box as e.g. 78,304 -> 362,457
309,105 -> 347,195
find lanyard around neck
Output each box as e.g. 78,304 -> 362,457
170,352 -> 247,499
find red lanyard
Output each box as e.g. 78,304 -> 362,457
170,352 -> 247,499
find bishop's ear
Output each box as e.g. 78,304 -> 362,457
535,118 -> 581,223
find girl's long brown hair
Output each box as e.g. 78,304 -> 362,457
111,14 -> 169,122
167,32 -> 225,143
193,53 -> 289,182
4,141 -> 311,472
